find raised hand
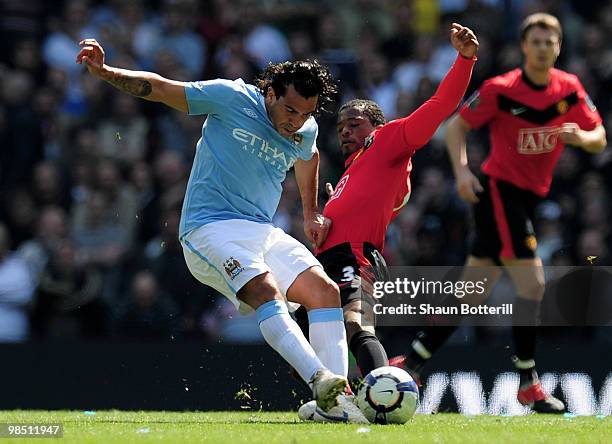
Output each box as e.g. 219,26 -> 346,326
450,23 -> 479,59
76,38 -> 106,76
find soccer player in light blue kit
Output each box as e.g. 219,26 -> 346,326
77,38 -> 367,421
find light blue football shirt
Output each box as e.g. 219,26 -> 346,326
179,78 -> 318,237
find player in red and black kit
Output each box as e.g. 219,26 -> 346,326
293,23 -> 478,397
395,13 -> 606,413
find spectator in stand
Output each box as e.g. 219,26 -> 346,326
31,238 -> 106,339
17,205 -> 69,283
0,223 -> 36,342
115,269 -> 181,341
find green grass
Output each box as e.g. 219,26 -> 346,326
0,411 -> 609,444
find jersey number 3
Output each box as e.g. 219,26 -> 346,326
341,266 -> 355,282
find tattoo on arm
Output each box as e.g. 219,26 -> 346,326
106,73 -> 152,97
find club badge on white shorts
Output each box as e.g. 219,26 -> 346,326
223,256 -> 244,280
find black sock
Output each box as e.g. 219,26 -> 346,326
416,327 -> 458,353
512,297 -> 540,357
512,326 -> 537,362
349,330 -> 388,376
512,327 -> 539,387
406,327 -> 457,373
512,297 -> 541,387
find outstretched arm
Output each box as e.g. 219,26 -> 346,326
399,23 -> 478,150
76,38 -> 188,112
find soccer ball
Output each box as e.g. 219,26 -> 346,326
357,366 -> 419,424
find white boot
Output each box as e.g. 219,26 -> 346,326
305,394 -> 369,424
297,400 -> 317,421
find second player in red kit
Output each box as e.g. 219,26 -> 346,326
459,64 -> 602,260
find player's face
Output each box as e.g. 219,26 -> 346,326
336,108 -> 376,156
521,27 -> 560,71
265,84 -> 318,137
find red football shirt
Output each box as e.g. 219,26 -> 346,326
459,68 -> 602,196
318,55 -> 476,254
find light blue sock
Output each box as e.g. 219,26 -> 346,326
308,308 -> 348,377
256,300 -> 323,384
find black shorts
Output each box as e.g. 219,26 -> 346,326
471,175 -> 541,261
316,242 -> 390,307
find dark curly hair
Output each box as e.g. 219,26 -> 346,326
255,60 -> 337,115
339,99 -> 385,126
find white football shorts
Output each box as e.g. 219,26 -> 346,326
180,219 -> 321,314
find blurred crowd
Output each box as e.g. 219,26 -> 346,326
0,0 -> 611,344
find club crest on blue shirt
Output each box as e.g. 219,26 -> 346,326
292,133 -> 304,145
224,256 -> 244,280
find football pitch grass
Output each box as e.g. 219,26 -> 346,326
1,410 -> 609,443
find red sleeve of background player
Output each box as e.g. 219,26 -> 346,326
378,54 -> 476,160
568,75 -> 602,130
458,78 -> 498,129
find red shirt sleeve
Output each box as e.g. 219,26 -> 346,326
458,78 -> 498,129
568,75 -> 602,131
379,54 -> 476,160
